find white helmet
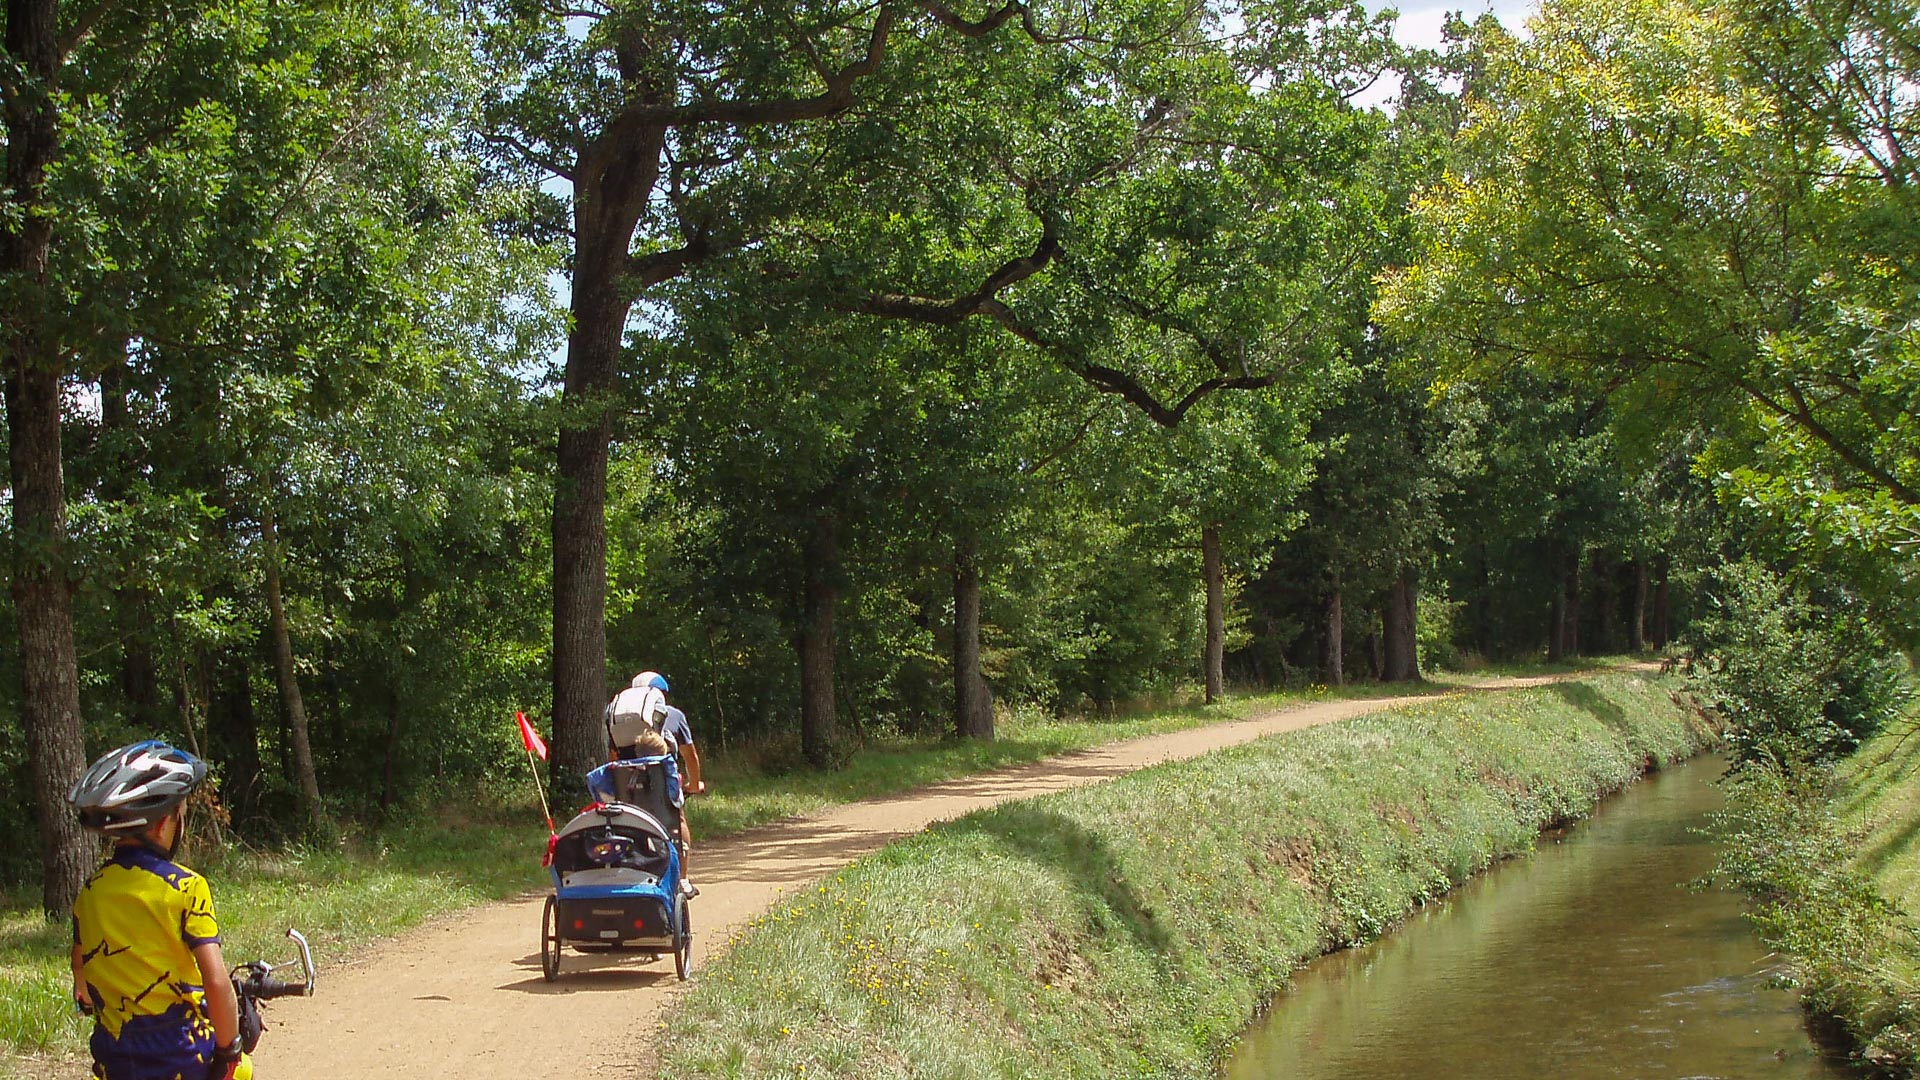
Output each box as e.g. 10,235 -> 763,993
68,741 -> 207,833
633,671 -> 670,693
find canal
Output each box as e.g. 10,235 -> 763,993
1225,754 -> 1851,1078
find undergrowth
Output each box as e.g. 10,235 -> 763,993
1714,722 -> 1920,1077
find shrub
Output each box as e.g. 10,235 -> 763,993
1689,561 -> 1909,768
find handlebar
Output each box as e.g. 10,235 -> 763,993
244,977 -> 309,1001
232,928 -> 315,1001
229,929 -> 315,1055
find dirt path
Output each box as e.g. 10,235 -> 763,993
251,674 -> 1592,1078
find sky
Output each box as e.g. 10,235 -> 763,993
1388,0 -> 1535,50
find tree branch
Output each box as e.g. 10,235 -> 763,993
628,223 -> 714,291
856,223 -> 1060,324
480,129 -> 576,181
55,0 -> 113,60
609,4 -> 897,131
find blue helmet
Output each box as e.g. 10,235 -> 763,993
632,670 -> 670,693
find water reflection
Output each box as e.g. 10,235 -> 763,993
1225,755 -> 1851,1079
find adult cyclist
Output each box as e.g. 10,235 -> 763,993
605,670 -> 704,797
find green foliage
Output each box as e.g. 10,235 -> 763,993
1378,0 -> 1920,635
1689,561 -> 1909,767
1710,760 -> 1920,1075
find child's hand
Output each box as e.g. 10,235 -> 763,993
72,987 -> 92,1016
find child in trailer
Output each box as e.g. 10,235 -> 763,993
584,729 -> 698,895
67,740 -> 250,1080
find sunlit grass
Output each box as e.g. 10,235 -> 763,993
661,674 -> 1714,1078
1836,718 -> 1920,976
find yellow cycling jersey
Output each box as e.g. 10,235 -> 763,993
72,844 -> 223,1080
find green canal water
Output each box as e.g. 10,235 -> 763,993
1225,754 -> 1852,1079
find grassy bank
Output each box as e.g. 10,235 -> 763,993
660,673 -> 1713,1079
1727,722 -> 1920,1076
1838,727 -> 1920,943
1,680 -> 1454,1077
1842,729 -> 1920,1077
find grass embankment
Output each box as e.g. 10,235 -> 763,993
660,674 -> 1713,1079
0,682 -> 1422,1076
1838,728 -> 1920,944
1792,725 -> 1920,1075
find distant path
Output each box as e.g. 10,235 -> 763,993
253,672 -> 1612,1078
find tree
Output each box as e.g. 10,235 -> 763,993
1377,0 -> 1920,636
2,0 -> 91,911
3,0 -> 557,886
1139,394 -> 1321,701
476,0 -> 1394,776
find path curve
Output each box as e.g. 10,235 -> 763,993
253,673 -> 1598,1078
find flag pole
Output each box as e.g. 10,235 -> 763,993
517,712 -> 555,834
524,740 -> 554,834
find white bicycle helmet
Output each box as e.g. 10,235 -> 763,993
68,740 -> 207,833
633,670 -> 670,693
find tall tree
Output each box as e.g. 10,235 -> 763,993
477,0 -> 1392,777
2,0 -> 91,912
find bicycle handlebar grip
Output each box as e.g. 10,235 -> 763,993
247,978 -> 307,1000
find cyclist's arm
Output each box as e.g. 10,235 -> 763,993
679,739 -> 704,794
69,936 -> 85,1011
192,940 -> 239,1050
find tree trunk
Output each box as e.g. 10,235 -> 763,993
6,356 -> 91,916
550,289 -> 618,787
1564,545 -> 1583,657
1475,542 -> 1494,659
952,540 -> 993,740
380,678 -> 403,815
1323,575 -> 1344,686
1547,542 -> 1568,661
207,652 -> 262,824
1630,559 -> 1649,652
1382,567 -> 1420,682
1652,555 -> 1671,650
1202,523 -> 1225,704
550,113 -> 671,786
262,504 -> 323,829
4,0 -> 92,915
117,594 -> 163,730
799,509 -> 840,768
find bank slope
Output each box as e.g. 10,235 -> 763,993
660,674 -> 1714,1079
1818,725 -> 1920,1074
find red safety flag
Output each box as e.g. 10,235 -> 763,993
516,711 -> 549,761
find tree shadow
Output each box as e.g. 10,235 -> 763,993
1852,808 -> 1920,881
945,802 -> 1176,961
1547,682 -> 1633,738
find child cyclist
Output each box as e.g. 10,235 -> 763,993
67,740 -> 249,1080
